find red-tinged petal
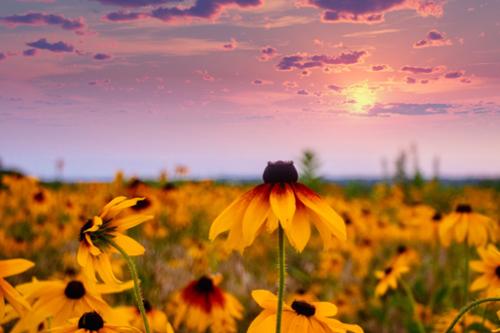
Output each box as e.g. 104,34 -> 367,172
294,183 -> 346,242
242,184 -> 271,246
269,183 -> 296,229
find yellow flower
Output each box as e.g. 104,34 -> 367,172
469,244 -> 500,296
374,260 -> 410,297
170,275 -> 242,333
115,300 -> 174,333
48,311 -> 140,333
438,203 -> 496,247
77,196 -> 152,284
13,274 -> 133,329
209,161 -> 346,252
0,258 -> 34,319
247,290 -> 363,333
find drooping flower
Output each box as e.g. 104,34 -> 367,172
0,259 -> 34,319
247,290 -> 363,333
438,203 -> 496,247
209,161 -> 346,252
469,244 -> 500,296
77,196 -> 152,284
169,275 -> 242,333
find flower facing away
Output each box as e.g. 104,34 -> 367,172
170,275 -> 242,333
209,161 -> 346,252
438,203 -> 496,247
469,244 -> 500,297
0,259 -> 34,319
374,259 -> 410,297
247,290 -> 363,333
12,274 -> 133,330
115,300 -> 174,333
77,197 -> 153,284
48,311 -> 140,333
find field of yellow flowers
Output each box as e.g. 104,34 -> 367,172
0,162 -> 499,333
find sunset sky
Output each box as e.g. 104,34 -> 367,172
1,0 -> 500,179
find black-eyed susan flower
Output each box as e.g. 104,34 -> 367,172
438,203 -> 496,247
13,274 -> 132,329
170,275 -> 242,333
0,258 -> 34,318
209,161 -> 346,252
115,300 -> 174,333
77,196 -> 152,284
247,290 -> 363,333
374,260 -> 409,297
469,244 -> 500,296
48,311 -> 140,333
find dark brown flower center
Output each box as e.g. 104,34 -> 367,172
291,300 -> 316,317
143,299 -> 152,313
495,266 -> 500,279
195,276 -> 214,293
64,280 -> 86,299
384,267 -> 393,275
33,191 -> 45,203
455,204 -> 472,213
432,212 -> 442,222
79,219 -> 93,241
131,198 -> 151,211
397,245 -> 407,254
262,161 -> 298,184
78,312 -> 104,330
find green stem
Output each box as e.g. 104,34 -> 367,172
108,239 -> 151,333
463,242 -> 470,306
444,297 -> 500,333
275,226 -> 286,333
400,279 -> 425,333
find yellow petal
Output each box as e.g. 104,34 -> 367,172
113,215 -> 153,232
209,188 -> 256,241
294,183 -> 346,242
0,278 -> 31,314
252,289 -> 277,310
247,312 -> 276,333
269,184 -> 296,229
314,301 -> 338,317
112,234 -> 145,256
286,204 -> 311,252
242,184 -> 271,246
0,259 -> 34,278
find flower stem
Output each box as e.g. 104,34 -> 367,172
108,239 -> 151,333
399,279 -> 425,333
275,226 -> 286,333
463,242 -> 470,306
444,297 -> 500,333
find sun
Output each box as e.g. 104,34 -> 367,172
344,82 -> 377,113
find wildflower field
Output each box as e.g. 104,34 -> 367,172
0,160 -> 498,333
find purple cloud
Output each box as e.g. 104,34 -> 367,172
94,53 -> 112,60
369,103 -> 451,116
23,48 -> 37,56
93,0 -> 181,6
26,38 -> 74,53
401,65 -> 438,74
406,77 -> 417,84
105,11 -> 146,21
0,52 -> 6,61
259,46 -> 277,61
297,89 -> 309,95
307,0 -> 445,24
371,64 -> 389,71
327,84 -> 342,92
277,50 -> 367,71
444,71 -> 464,79
413,29 -> 452,48
0,13 -> 86,34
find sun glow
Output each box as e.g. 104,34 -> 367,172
345,82 -> 377,113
